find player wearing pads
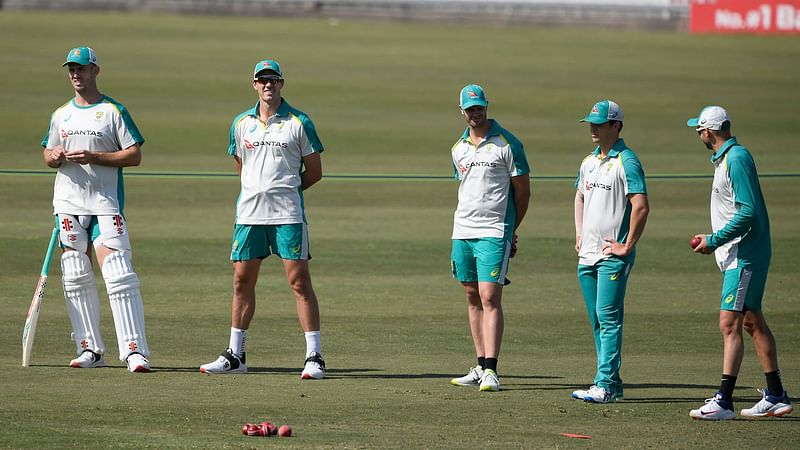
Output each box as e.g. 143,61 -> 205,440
572,100 -> 649,403
448,85 -> 530,392
199,60 -> 326,379
42,47 -> 150,373
687,106 -> 793,420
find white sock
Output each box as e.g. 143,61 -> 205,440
229,327 -> 247,357
304,331 -> 321,357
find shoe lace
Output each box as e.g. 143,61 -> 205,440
305,352 -> 325,369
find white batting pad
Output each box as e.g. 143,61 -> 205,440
61,251 -> 105,355
102,250 -> 149,360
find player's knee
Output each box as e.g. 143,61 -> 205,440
101,250 -> 140,295
718,317 -> 740,336
61,251 -> 95,291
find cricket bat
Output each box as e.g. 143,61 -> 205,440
22,227 -> 60,367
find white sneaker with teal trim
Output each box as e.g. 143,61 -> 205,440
740,388 -> 793,418
479,369 -> 500,392
450,366 -> 484,387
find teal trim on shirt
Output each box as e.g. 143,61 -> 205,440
456,119 -> 531,176
228,98 -> 324,157
103,96 -> 145,145
708,137 -> 771,269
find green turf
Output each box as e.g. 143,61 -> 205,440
1,10 -> 799,449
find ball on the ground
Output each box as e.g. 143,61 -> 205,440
244,423 -> 261,436
278,424 -> 292,437
690,236 -> 702,248
260,421 -> 277,436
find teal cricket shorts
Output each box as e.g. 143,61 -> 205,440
451,237 -> 510,284
721,267 -> 768,312
230,223 -> 308,261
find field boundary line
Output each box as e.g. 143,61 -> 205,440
2,169 -> 799,181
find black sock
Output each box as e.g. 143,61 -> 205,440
477,356 -> 486,370
765,370 -> 784,396
484,358 -> 498,373
720,374 -> 737,401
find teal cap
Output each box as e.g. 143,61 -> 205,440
580,100 -> 623,124
63,47 -> 98,67
253,59 -> 283,79
459,84 -> 488,109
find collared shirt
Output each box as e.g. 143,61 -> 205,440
575,138 -> 646,266
451,119 -> 530,240
228,98 -> 323,225
42,96 -> 144,215
708,137 -> 771,271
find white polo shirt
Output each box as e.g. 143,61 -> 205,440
42,96 -> 144,215
575,139 -> 647,266
229,99 -> 323,225
451,119 -> 530,240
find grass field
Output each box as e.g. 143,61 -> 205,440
1,10 -> 800,449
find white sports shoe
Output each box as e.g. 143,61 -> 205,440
572,385 -> 619,403
740,389 -> 793,418
126,353 -> 150,373
479,369 -> 500,392
199,349 -> 247,374
301,352 -> 326,379
69,350 -> 104,368
689,392 -> 735,420
450,366 -> 484,387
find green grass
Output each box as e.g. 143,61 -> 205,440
1,10 -> 799,449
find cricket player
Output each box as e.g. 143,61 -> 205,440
200,59 -> 326,379
572,100 -> 649,403
687,106 -> 793,420
448,84 -> 530,392
42,46 -> 150,372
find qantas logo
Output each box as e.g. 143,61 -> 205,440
585,181 -> 611,191
60,129 -> 104,139
458,161 -> 497,174
243,139 -> 288,151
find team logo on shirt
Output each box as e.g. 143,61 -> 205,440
95,111 -> 104,120
59,129 -> 105,139
243,139 -> 288,150
585,181 -> 611,191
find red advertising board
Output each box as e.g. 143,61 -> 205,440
690,0 -> 800,33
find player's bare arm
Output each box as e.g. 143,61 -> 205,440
301,152 -> 322,190
510,174 -> 530,257
603,193 -> 649,256
43,145 -> 66,168
233,155 -> 243,176
64,143 -> 142,167
574,190 -> 584,253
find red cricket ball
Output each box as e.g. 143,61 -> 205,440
278,424 -> 292,437
690,236 -> 702,249
260,421 -> 277,436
